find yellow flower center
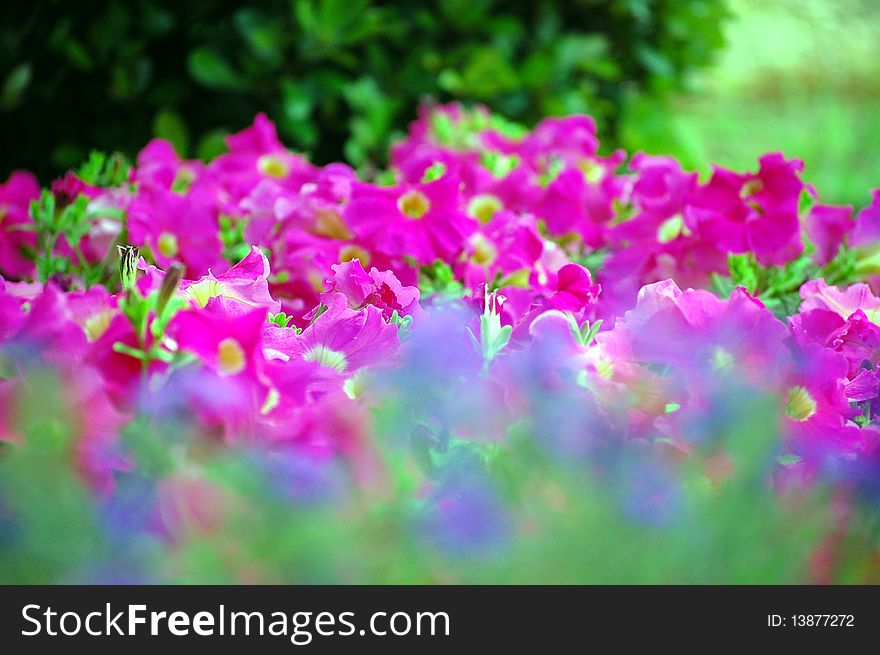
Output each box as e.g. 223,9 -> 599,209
470,233 -> 498,266
579,160 -> 605,184
740,178 -> 763,199
657,214 -> 689,243
710,347 -> 734,373
303,345 -> 348,373
785,386 -> 817,422
217,338 -> 247,376
467,194 -> 503,224
398,190 -> 430,220
343,369 -> 371,399
84,310 -> 114,342
185,279 -> 223,307
157,231 -> 179,258
595,358 -> 614,381
314,208 -> 353,240
339,244 -> 371,268
258,154 -> 290,179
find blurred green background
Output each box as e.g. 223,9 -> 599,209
0,0 -> 728,178
622,0 -> 880,206
1,0 -> 877,206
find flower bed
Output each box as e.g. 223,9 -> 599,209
1,104 -> 879,583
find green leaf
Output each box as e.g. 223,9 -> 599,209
389,310 -> 413,338
0,63 -> 31,110
112,342 -> 149,360
269,312 -> 295,328
234,8 -> 284,65
188,47 -> 244,90
153,109 -> 189,158
580,319 -> 603,346
421,162 -> 446,183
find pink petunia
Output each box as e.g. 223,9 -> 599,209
344,173 -> 475,265
127,184 -> 226,278
804,204 -> 853,265
0,170 -> 40,280
285,292 -> 400,376
798,278 -> 880,323
208,113 -> 317,206
323,259 -> 423,321
684,153 -> 806,266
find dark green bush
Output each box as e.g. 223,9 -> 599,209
1,0 -> 728,180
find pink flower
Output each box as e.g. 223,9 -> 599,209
0,171 -> 40,280
171,306 -> 268,381
66,285 -> 119,342
798,278 -> 880,323
345,173 -> 475,265
508,263 -> 601,343
50,171 -> 101,207
619,280 -> 790,384
127,184 -> 225,278
790,308 -> 880,380
178,246 -> 281,317
286,292 -> 400,376
782,343 -> 862,460
599,154 -> 725,320
458,210 -> 543,293
85,313 -> 166,407
519,115 -> 599,167
134,138 -> 219,204
545,263 -> 602,313
0,277 -> 28,341
850,189 -> 880,247
6,283 -> 88,369
685,153 -> 806,266
323,259 -> 423,321
804,204 -> 853,265
599,239 -> 727,323
264,230 -> 343,327
629,153 -> 698,221
538,161 -> 625,246
209,113 -> 316,205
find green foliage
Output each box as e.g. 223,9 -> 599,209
621,0 -> 880,207
0,0 -> 729,180
418,260 -> 465,300
28,190 -> 107,285
711,247 -> 858,319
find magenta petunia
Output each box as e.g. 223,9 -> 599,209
345,172 -> 475,264
0,170 -> 40,280
285,292 -> 400,376
127,184 -> 226,278
619,280 -> 790,384
804,203 -> 853,265
782,343 -> 862,459
850,189 -> 880,247
798,278 -> 880,323
177,246 -> 282,317
324,259 -> 422,321
209,113 -> 317,205
519,115 -> 599,167
685,153 -> 806,266
539,162 -> 625,246
790,308 -> 880,380
458,209 -> 543,293
171,305 -> 268,382
51,171 -> 101,206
